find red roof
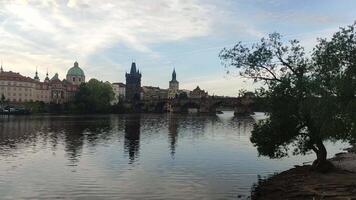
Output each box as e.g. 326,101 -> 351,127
0,71 -> 36,83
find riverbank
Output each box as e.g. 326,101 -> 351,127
252,150 -> 356,200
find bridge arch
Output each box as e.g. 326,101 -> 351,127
180,101 -> 200,113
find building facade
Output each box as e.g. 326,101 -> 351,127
190,86 -> 208,99
141,86 -> 167,100
168,68 -> 179,99
125,62 -> 142,102
111,82 -> 126,104
0,62 -> 84,104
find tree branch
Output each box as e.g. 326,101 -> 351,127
258,64 -> 282,81
276,51 -> 298,75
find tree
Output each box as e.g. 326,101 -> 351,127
238,89 -> 247,97
73,79 -> 115,113
219,23 -> 356,172
177,92 -> 188,99
0,94 -> 5,106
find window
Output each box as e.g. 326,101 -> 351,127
73,77 -> 75,82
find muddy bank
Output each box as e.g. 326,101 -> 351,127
252,152 -> 356,200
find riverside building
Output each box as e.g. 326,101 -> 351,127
0,61 -> 85,104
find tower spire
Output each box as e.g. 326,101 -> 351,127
44,68 -> 50,82
130,62 -> 137,74
172,67 -> 176,81
34,66 -> 39,81
0,60 -> 3,72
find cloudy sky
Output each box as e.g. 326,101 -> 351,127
0,0 -> 355,96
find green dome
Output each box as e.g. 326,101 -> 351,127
67,61 -> 85,76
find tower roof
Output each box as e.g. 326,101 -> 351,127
34,67 -> 39,80
45,70 -> 49,81
130,62 -> 137,74
51,73 -> 60,81
67,61 -> 85,77
172,68 -> 177,81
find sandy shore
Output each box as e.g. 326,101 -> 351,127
252,150 -> 356,200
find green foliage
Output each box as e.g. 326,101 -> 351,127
23,101 -> 47,113
111,101 -> 126,114
178,92 -> 188,99
73,79 -> 115,113
220,23 -> 356,169
0,94 -> 5,106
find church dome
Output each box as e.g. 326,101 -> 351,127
67,61 -> 85,77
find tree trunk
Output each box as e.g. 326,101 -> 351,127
316,140 -> 327,162
312,140 -> 334,173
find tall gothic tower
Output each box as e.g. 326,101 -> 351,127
168,68 -> 179,99
125,62 -> 142,101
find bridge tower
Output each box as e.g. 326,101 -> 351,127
168,68 -> 179,99
125,62 -> 142,102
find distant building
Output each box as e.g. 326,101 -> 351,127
178,89 -> 191,98
66,61 -> 85,85
0,61 -> 84,104
111,82 -> 125,104
168,68 -> 179,99
141,86 -> 167,100
125,62 -> 142,102
190,86 -> 208,99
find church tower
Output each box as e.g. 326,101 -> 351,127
168,68 -> 179,99
0,60 -> 3,73
125,62 -> 142,102
66,61 -> 85,85
34,68 -> 40,82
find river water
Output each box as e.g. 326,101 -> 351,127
0,112 -> 348,199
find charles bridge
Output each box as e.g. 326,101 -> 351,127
133,95 -> 255,116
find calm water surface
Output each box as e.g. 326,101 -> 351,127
0,112 -> 347,199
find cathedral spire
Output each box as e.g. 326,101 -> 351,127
0,60 -> 3,72
172,68 -> 176,81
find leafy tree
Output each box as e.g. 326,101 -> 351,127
74,79 -> 115,113
24,101 -> 46,113
0,94 -> 5,106
238,89 -> 247,97
177,92 -> 188,99
220,23 -> 356,172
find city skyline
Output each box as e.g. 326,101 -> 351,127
1,0 -> 356,96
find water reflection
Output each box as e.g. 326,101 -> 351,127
168,114 -> 179,158
230,116 -> 255,135
0,114 -> 256,164
124,114 -> 141,163
0,113 -> 347,200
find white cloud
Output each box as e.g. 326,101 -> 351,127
0,0 -> 218,77
0,0 -> 352,96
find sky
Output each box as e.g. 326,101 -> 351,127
0,0 -> 355,96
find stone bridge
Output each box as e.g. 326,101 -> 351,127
138,96 -> 254,116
